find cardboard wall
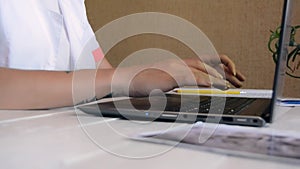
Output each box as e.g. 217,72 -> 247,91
85,0 -> 300,97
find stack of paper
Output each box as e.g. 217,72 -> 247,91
136,122 -> 300,160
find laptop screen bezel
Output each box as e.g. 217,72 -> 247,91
269,0 -> 294,123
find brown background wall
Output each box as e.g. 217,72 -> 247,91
85,0 -> 300,97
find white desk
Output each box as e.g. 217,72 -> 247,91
0,104 -> 299,169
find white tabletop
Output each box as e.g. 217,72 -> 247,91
0,103 -> 299,169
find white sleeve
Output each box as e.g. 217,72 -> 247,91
0,0 -> 98,71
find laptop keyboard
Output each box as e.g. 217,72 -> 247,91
223,97 -> 256,114
166,96 -> 256,115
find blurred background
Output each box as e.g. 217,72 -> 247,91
85,0 -> 300,97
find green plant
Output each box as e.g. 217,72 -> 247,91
268,25 -> 300,78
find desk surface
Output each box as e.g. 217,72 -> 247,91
0,103 -> 299,169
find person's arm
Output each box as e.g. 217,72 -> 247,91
0,56 -> 245,110
98,58 -> 113,69
0,68 -> 115,110
0,57 -> 114,110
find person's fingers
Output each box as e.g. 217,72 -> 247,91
191,54 -> 237,76
208,76 -> 230,90
189,68 -> 229,90
222,67 -> 245,88
226,75 -> 243,88
214,65 -> 245,88
184,58 -> 224,79
235,70 -> 246,82
220,54 -> 237,76
182,56 -> 245,88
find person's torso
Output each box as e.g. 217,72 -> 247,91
0,0 -> 98,70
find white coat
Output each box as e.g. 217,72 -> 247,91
0,0 -> 101,71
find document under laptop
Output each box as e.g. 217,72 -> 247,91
79,0 -> 294,127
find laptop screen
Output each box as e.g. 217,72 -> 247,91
270,0 -> 294,122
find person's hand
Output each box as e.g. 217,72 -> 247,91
183,54 -> 246,88
113,55 -> 245,97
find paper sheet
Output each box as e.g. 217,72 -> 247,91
137,122 -> 300,160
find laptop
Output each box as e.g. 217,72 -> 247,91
78,0 -> 293,127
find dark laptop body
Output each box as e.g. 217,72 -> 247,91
80,94 -> 271,127
78,0 -> 293,127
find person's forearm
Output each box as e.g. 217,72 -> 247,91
0,68 -> 73,109
0,68 -> 115,110
0,56 -> 245,110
